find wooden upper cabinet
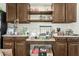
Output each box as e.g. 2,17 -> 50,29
6,3 -> 30,23
17,3 -> 30,23
52,3 -> 77,23
66,3 -> 77,23
6,3 -> 17,23
53,3 -> 65,23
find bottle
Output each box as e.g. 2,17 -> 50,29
57,28 -> 61,32
57,28 -> 61,35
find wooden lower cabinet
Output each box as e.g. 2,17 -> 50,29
3,37 -> 27,56
68,42 -> 79,56
53,42 -> 67,56
54,37 -> 79,56
15,37 -> 26,56
3,37 -> 79,56
3,37 -> 14,55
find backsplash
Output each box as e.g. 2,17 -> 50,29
8,21 -> 79,35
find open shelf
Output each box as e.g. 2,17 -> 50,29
29,20 -> 52,22
29,11 -> 52,15
29,3 -> 53,22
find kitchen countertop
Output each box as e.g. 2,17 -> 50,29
53,35 -> 79,38
26,38 -> 55,41
2,34 -> 28,37
2,34 -> 79,38
2,34 -> 55,42
3,34 -> 79,37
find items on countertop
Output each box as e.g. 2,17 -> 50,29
65,29 -> 73,35
53,28 -> 75,36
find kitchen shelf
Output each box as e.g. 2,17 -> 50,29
29,4 -> 53,22
29,20 -> 52,22
29,11 -> 53,15
26,39 -> 55,41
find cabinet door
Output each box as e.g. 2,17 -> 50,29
3,37 -> 14,55
53,42 -> 67,56
68,42 -> 79,56
66,3 -> 77,23
6,3 -> 17,23
53,3 -> 65,23
15,37 -> 26,56
17,3 -> 30,23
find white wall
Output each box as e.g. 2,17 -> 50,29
0,3 -> 79,34
0,3 -> 6,11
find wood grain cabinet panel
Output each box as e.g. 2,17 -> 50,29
3,37 -> 14,55
66,3 -> 77,23
68,42 -> 79,56
53,42 -> 67,56
6,3 -> 17,23
15,37 -> 26,56
17,3 -> 30,23
3,37 -> 27,56
53,3 -> 65,23
6,3 -> 30,23
67,37 -> 79,56
52,3 -> 76,23
3,37 -> 14,49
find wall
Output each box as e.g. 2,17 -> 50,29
0,3 -> 79,34
0,3 -> 6,11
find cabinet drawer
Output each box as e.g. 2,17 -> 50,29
67,37 -> 79,42
54,37 -> 67,42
